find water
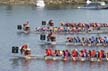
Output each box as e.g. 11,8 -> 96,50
0,5 -> 108,71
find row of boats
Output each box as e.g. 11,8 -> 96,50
15,20 -> 108,62
17,21 -> 108,46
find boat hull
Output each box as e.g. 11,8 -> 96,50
12,55 -> 108,62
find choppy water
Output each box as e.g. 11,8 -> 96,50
0,5 -> 108,71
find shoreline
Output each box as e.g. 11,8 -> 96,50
0,0 -> 107,8
0,3 -> 85,9
0,0 -> 86,6
0,0 -> 108,6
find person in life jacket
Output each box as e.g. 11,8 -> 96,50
72,49 -> 78,58
91,50 -> 96,58
98,50 -> 106,60
80,50 -> 84,57
45,48 -> 53,56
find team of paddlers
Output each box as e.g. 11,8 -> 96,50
19,20 -> 108,34
16,20 -> 108,61
18,44 -> 108,61
45,48 -> 108,60
35,21 -> 108,33
66,36 -> 108,46
43,34 -> 108,46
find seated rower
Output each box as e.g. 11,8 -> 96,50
80,50 -> 84,58
72,49 -> 78,58
65,50 -> 71,57
54,50 -> 63,56
63,50 -> 71,61
91,50 -> 97,58
98,50 -> 106,60
45,48 -> 53,56
66,37 -> 73,42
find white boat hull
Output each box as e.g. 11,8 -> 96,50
44,41 -> 56,45
66,43 -> 81,46
12,55 -> 108,62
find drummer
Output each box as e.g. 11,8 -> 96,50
47,32 -> 56,42
24,48 -> 31,56
20,44 -> 31,56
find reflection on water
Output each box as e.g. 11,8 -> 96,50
6,5 -> 13,11
11,58 -> 20,67
10,57 -> 108,71
45,4 -> 80,10
11,58 -> 33,71
21,60 -> 32,71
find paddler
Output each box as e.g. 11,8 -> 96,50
98,50 -> 105,60
80,50 -> 84,58
66,37 -> 73,42
45,48 -> 53,56
72,49 -> 78,60
91,50 -> 96,58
